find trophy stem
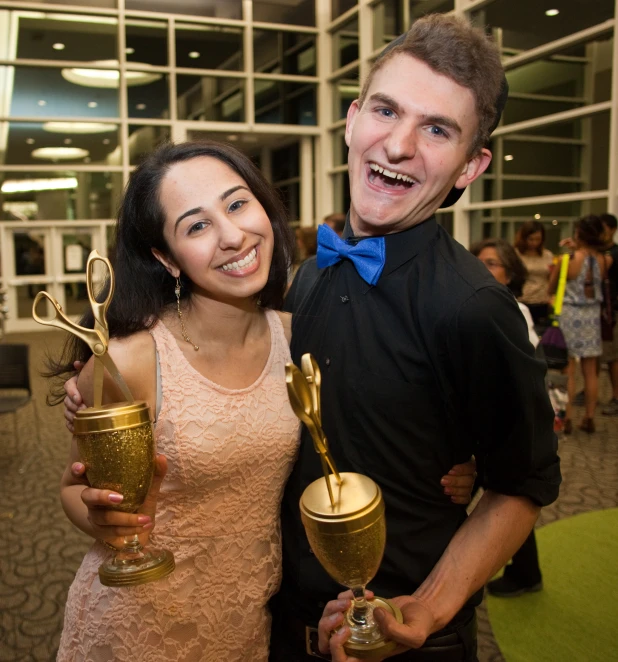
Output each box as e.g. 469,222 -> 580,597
346,585 -> 380,643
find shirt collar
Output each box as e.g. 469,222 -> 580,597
342,212 -> 440,280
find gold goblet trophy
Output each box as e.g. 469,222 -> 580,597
286,356 -> 403,660
33,250 -> 174,587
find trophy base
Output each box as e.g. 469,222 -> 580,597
343,597 -> 403,661
99,547 -> 175,587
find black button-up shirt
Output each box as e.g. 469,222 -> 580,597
281,216 -> 561,624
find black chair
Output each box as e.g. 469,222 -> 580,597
0,344 -> 38,449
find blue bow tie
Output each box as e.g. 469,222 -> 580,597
316,224 -> 385,286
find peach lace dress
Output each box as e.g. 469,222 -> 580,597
57,310 -> 300,662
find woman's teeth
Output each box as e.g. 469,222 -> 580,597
221,247 -> 257,272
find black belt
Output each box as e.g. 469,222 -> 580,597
273,607 -> 477,662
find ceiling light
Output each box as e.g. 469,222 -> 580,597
53,43 -> 65,51
545,9 -> 559,17
64,138 -> 72,145
125,47 -> 135,55
31,147 -> 89,160
1,177 -> 78,193
534,213 -> 541,219
61,60 -> 161,88
552,220 -> 558,225
38,100 -> 47,106
102,138 -> 110,145
26,138 -> 35,145
188,51 -> 200,59
226,134 -> 239,141
136,103 -> 146,110
87,101 -> 98,108
43,121 -> 116,134
504,154 -> 514,161
84,157 -> 91,163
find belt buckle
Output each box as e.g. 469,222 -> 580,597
305,626 -> 331,659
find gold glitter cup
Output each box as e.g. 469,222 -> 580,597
287,356 -> 402,660
74,401 -> 175,587
33,250 -> 174,588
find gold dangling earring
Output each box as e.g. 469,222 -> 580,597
175,277 -> 199,351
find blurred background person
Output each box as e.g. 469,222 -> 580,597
549,215 -> 613,434
514,220 -> 554,332
289,226 -> 318,283
322,212 -> 346,237
470,238 -> 543,598
600,213 -> 618,415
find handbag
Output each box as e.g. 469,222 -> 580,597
601,254 -> 615,342
541,254 -> 570,370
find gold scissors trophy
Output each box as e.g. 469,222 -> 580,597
33,250 -> 174,587
286,355 -> 403,660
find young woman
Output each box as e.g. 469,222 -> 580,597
57,141 -> 476,662
514,220 -> 554,330
549,215 -> 613,434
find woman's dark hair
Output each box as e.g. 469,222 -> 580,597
514,220 -> 545,255
575,214 -> 608,249
46,141 -> 294,402
470,237 -> 529,298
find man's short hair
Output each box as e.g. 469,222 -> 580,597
358,14 -> 504,155
600,213 -> 618,231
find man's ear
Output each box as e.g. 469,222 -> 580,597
345,99 -> 361,148
455,148 -> 492,190
151,247 -> 180,278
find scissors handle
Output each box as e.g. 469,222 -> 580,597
32,291 -> 107,355
86,250 -> 114,335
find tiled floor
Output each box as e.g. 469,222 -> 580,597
1,331 -> 616,661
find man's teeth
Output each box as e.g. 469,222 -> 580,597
369,163 -> 414,184
221,248 -> 257,272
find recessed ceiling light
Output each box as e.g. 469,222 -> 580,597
31,147 -> 90,160
38,100 -> 47,106
87,101 -> 98,108
53,43 -> 65,51
63,138 -> 72,144
188,51 -> 200,59
43,122 -> 115,134
534,213 -> 541,219
226,134 -> 239,141
106,182 -> 113,189
125,47 -> 135,55
545,9 -> 559,17
102,138 -> 110,145
136,103 -> 146,110
62,60 -> 161,88
26,138 -> 35,145
84,157 -> 91,163
504,154 -> 514,161
1,177 -> 78,194
552,219 -> 558,225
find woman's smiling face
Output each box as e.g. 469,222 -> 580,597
153,156 -> 274,304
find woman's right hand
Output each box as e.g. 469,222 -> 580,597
64,361 -> 85,432
75,454 -> 167,549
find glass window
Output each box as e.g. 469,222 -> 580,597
332,0 -> 357,20
14,13 -> 118,62
253,0 -> 316,27
16,283 -> 50,319
128,73 -> 169,119
332,172 -> 351,213
271,143 -> 299,182
1,171 -> 123,220
9,0 -> 115,6
176,24 -> 243,71
126,0 -> 242,19
277,182 -> 300,221
333,17 -> 359,70
14,232 -> 45,276
255,80 -> 317,125
7,65 -> 119,119
373,0 -> 405,50
502,180 -> 582,200
333,67 -> 358,120
1,121 -> 119,166
128,125 -> 171,165
410,0 -> 453,19
62,230 -> 92,274
472,0 -> 614,52
436,211 -> 453,236
500,140 -> 583,179
254,30 -> 316,76
333,127 -> 348,167
126,19 -> 168,67
177,75 -> 244,122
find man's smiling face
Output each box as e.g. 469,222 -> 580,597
345,53 -> 492,236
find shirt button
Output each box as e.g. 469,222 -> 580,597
325,358 -> 331,366
318,602 -> 325,609
340,295 -> 349,303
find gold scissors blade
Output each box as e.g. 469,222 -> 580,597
87,250 -> 114,340
97,352 -> 134,404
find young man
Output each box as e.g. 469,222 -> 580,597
272,14 -> 560,662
